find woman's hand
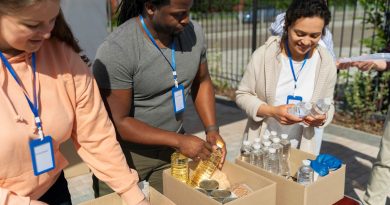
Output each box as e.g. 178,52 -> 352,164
269,104 -> 303,125
302,114 -> 326,127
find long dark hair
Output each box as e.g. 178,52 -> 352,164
0,0 -> 89,64
282,0 -> 331,43
116,0 -> 170,26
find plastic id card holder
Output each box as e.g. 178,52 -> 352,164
172,84 -> 186,113
29,136 -> 56,176
286,95 -> 303,105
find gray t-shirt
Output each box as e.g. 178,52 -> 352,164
93,18 -> 207,133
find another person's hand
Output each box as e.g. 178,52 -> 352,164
206,131 -> 226,169
178,134 -> 212,161
351,60 -> 387,72
271,104 -> 303,125
302,114 -> 326,127
336,61 -> 352,70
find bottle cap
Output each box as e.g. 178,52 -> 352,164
281,134 -> 288,139
269,148 -> 276,153
272,137 -> 280,143
263,141 -> 272,147
263,134 -> 270,140
243,140 -> 251,146
216,140 -> 225,148
303,159 -> 311,166
270,131 -> 277,136
254,137 -> 261,143
253,143 -> 261,150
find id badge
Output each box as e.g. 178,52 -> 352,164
29,136 -> 56,176
171,84 -> 186,113
286,95 -> 303,105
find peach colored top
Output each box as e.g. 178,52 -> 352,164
0,39 -> 144,205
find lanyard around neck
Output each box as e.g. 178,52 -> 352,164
285,40 -> 309,89
139,15 -> 179,87
0,51 -> 44,139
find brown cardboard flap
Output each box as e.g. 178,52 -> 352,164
79,187 -> 175,205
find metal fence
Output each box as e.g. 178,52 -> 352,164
191,0 -> 390,119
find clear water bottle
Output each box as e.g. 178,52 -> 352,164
262,132 -> 271,144
251,137 -> 261,151
240,140 -> 251,163
266,148 -> 280,175
288,102 -> 313,118
297,160 -> 314,186
250,143 -> 264,168
262,141 -> 272,169
270,131 -> 278,141
311,98 -> 331,116
280,134 -> 291,158
280,156 -> 290,178
271,137 -> 283,159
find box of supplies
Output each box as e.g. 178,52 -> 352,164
163,161 -> 276,205
235,148 -> 345,205
79,186 -> 175,205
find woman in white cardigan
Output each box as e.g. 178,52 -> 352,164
235,0 -> 337,154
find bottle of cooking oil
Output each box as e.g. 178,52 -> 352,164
189,140 -> 224,187
171,151 -> 189,183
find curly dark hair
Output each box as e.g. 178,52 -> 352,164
117,0 -> 170,26
282,0 -> 331,42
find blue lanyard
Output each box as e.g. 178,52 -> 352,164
139,15 -> 179,88
285,40 -> 309,89
0,51 -> 44,139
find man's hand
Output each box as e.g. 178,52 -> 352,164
206,131 -> 226,169
178,135 -> 212,161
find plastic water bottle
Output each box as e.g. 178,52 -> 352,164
189,141 -> 224,187
279,134 -> 291,178
288,102 -> 313,118
311,98 -> 331,116
240,140 -> 251,163
266,148 -> 280,175
271,137 -> 283,159
262,132 -> 271,144
270,131 -> 278,141
297,160 -> 314,186
280,134 -> 291,158
250,143 -> 264,168
171,151 -> 189,183
251,137 -> 261,151
262,141 -> 272,169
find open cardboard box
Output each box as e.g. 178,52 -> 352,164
235,148 -> 346,205
79,186 -> 175,205
163,161 -> 276,205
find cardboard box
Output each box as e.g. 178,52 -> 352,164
235,148 -> 346,205
163,161 -> 276,205
79,186 -> 175,205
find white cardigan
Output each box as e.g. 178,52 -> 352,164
235,36 -> 337,154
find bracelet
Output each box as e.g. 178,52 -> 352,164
205,125 -> 219,134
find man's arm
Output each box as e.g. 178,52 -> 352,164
100,88 -> 212,160
191,61 -> 226,167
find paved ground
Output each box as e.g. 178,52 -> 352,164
66,97 -> 388,204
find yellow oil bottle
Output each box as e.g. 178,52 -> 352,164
171,151 -> 189,183
189,140 -> 224,187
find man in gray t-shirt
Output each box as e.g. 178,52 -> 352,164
92,0 -> 226,194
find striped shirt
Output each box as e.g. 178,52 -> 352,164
269,13 -> 336,59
